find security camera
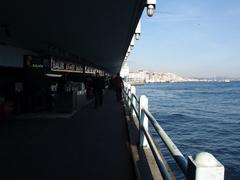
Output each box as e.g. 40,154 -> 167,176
135,33 -> 140,40
146,0 -> 156,17
130,36 -> 135,50
135,21 -> 141,40
128,47 -> 131,53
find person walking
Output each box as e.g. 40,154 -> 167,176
114,73 -> 123,102
92,73 -> 105,108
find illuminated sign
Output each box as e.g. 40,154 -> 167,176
76,65 -> 84,73
51,58 -> 84,73
65,63 -> 75,71
85,66 -> 96,74
51,59 -> 64,70
85,66 -> 105,75
97,70 -> 104,76
24,55 -> 49,69
32,64 -> 44,68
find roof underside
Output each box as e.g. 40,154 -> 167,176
0,0 -> 145,74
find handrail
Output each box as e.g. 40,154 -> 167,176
132,94 -> 188,174
142,108 -> 188,175
142,127 -> 172,180
122,82 -> 224,180
131,101 -> 140,120
134,97 -> 187,175
132,93 -> 139,104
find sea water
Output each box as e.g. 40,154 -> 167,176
136,81 -> 240,180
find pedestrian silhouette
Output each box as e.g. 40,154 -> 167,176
92,73 -> 104,108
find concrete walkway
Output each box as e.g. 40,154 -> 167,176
0,90 -> 136,180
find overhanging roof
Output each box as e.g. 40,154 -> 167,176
0,0 -> 145,74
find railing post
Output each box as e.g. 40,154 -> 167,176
187,152 -> 224,180
127,84 -> 131,108
123,82 -> 127,101
124,83 -> 128,102
139,95 -> 149,147
130,86 -> 136,117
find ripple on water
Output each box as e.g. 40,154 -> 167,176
137,82 -> 240,179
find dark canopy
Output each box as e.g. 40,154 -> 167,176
0,0 -> 145,74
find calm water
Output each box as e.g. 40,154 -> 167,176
136,81 -> 240,180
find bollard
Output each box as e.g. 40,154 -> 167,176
130,86 -> 136,117
187,152 -> 224,180
139,95 -> 149,147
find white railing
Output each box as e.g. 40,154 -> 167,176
123,82 -> 225,180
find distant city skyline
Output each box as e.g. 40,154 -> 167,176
127,0 -> 240,78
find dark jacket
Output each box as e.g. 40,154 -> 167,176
93,77 -> 104,93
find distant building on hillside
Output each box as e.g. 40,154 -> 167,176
128,70 -> 147,84
128,70 -> 192,84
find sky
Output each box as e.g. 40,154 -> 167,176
127,0 -> 240,78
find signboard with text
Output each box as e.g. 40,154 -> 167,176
51,58 -> 84,73
24,56 -> 104,75
85,66 -> 96,74
24,55 -> 50,69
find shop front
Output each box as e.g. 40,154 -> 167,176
0,53 -> 106,119
24,55 -> 87,113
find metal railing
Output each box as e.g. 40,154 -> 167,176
123,82 -> 224,180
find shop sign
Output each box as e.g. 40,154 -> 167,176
32,64 -> 44,68
24,55 -> 49,69
76,65 -> 84,73
85,66 -> 96,74
65,63 -> 75,71
97,70 -> 104,76
51,58 -> 83,73
85,66 -> 105,75
51,59 -> 64,70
